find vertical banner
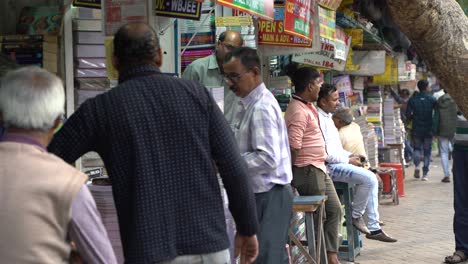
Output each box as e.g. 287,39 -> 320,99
284,0 -> 315,40
318,6 -> 336,42
103,0 -> 148,36
217,0 -> 274,20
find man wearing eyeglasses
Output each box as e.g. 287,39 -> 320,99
223,47 -> 293,264
182,30 -> 243,114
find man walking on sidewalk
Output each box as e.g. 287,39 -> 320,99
433,89 -> 458,183
406,80 -> 437,181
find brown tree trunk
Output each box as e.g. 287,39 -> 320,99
387,0 -> 468,115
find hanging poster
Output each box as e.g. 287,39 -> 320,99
104,0 -> 148,36
334,27 -> 348,60
318,6 -> 335,41
333,75 -> 352,96
73,0 -> 101,9
291,34 -> 351,71
154,0 -> 202,20
283,0 -> 314,39
217,0 -> 274,20
258,6 -> 312,47
316,0 -> 342,10
345,50 -> 386,76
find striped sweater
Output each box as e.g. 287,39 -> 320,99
454,115 -> 468,151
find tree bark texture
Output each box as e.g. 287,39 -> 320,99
387,0 -> 468,115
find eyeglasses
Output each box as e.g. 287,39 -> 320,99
223,70 -> 249,83
221,41 -> 237,51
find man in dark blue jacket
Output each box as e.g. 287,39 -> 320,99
406,80 -> 436,181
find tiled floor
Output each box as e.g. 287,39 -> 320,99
341,155 -> 464,264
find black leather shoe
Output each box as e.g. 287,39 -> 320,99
366,230 -> 397,243
352,217 -> 371,235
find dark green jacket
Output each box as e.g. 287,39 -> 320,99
433,93 -> 458,139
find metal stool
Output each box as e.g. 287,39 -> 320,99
376,167 -> 399,205
289,195 -> 328,264
333,182 -> 361,262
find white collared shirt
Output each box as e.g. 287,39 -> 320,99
317,107 -> 352,164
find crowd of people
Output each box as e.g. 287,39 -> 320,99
0,22 -> 466,264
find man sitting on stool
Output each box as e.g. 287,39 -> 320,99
317,84 -> 397,243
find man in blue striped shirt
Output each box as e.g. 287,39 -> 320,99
223,47 -> 293,264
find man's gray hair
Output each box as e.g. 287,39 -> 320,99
333,107 -> 354,126
0,66 -> 64,131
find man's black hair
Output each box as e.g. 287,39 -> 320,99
113,23 -> 160,68
317,83 -> 337,105
223,47 -> 260,70
286,66 -> 320,94
417,80 -> 429,91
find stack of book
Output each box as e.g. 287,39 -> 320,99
88,183 -> 124,264
383,98 -> 397,144
179,12 -> 216,74
0,34 -> 43,67
72,7 -> 109,109
215,16 -> 257,49
355,116 -> 379,168
365,86 -> 383,123
43,35 -> 59,74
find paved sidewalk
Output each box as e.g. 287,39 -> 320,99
342,155 -> 463,264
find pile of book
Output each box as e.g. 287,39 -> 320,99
355,115 -> 379,168
0,34 -> 43,67
180,13 -> 216,74
88,182 -> 124,264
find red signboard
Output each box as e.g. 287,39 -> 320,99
258,6 -> 312,47
218,0 -> 274,20
284,0 -> 315,39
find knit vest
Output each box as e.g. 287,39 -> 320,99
0,142 -> 87,263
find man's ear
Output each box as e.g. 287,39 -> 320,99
155,48 -> 163,68
252,66 -> 261,76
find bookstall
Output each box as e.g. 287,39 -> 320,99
0,0 -> 437,262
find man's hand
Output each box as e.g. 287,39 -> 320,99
348,157 -> 362,167
234,233 -> 259,264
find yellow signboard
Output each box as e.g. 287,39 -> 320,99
344,29 -> 363,47
372,55 -> 398,85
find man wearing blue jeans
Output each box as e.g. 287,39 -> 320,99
433,90 -> 458,183
406,80 -> 437,180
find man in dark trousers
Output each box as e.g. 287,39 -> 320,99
48,22 -> 259,264
406,80 -> 437,181
444,113 -> 468,264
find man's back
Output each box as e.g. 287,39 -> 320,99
49,65 -> 257,263
437,93 -> 458,138
407,92 -> 436,136
0,141 -> 86,263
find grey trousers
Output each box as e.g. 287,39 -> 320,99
159,249 -> 230,264
292,165 -> 342,252
254,184 -> 294,264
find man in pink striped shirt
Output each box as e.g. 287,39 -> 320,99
284,67 -> 342,264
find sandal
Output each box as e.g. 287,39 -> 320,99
445,250 -> 467,263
